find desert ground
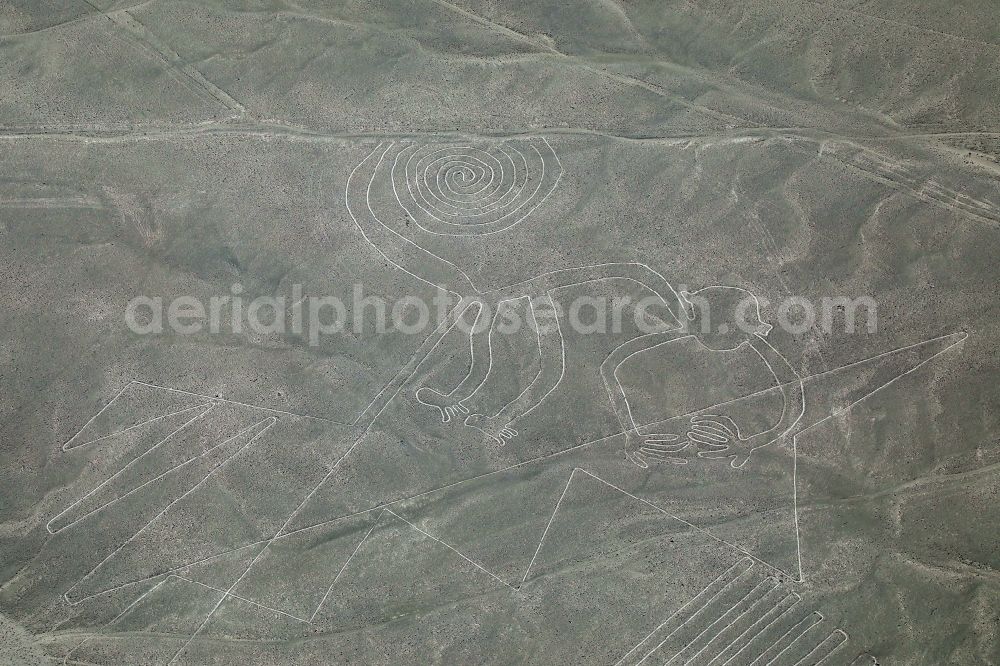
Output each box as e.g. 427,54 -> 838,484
1,1 -> 999,664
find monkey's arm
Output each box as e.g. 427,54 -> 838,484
689,335 -> 805,467
602,330 -> 694,467
746,334 -> 805,443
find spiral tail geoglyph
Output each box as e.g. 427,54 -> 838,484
390,137 -> 561,236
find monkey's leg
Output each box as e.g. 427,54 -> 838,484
464,293 -> 565,444
416,300 -> 497,423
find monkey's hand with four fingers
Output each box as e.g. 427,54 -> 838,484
623,431 -> 690,468
685,414 -> 766,468
624,414 -> 774,469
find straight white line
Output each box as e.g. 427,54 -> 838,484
62,382 -> 135,450
130,381 -> 340,423
49,403 -> 215,535
722,600 -> 803,665
52,128 -> 967,657
163,330 -> 966,591
64,537 -> 273,606
678,579 -> 780,665
49,416 -> 272,534
614,559 -> 753,666
385,509 -> 516,591
520,468 -> 578,584
171,576 -> 311,624
797,332 -> 967,436
62,576 -> 168,665
634,564 -> 757,666
751,612 -> 823,666
62,401 -> 207,451
64,418 -> 276,604
161,302 -> 476,662
708,592 -> 799,665
795,629 -> 848,666
575,469 -> 795,579
793,331 -> 966,581
280,319 -> 947,535
309,510 -> 385,622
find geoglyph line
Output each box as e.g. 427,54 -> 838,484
62,417 -> 277,605
52,328 -> 967,622
45,137 -> 963,664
